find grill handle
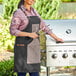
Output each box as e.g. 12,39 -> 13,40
56,40 -> 76,43
56,41 -> 63,43
49,38 -> 76,43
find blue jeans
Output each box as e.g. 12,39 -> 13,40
18,72 -> 39,76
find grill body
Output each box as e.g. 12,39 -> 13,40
45,19 -> 76,66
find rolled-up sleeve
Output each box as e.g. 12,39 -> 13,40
40,19 -> 52,35
10,11 -> 21,36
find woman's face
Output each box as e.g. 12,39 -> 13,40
24,0 -> 35,5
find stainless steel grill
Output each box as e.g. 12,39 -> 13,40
44,19 -> 76,66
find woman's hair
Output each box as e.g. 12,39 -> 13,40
18,0 -> 24,8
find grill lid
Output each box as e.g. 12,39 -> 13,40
45,19 -> 76,45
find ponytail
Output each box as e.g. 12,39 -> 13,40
18,0 -> 24,8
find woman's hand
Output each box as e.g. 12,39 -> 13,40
28,32 -> 39,39
55,37 -> 64,43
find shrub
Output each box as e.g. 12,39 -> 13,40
0,57 -> 15,76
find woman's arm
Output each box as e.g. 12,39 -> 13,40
10,10 -> 38,39
35,11 -> 63,42
40,19 -> 63,42
10,16 -> 38,38
17,32 -> 38,39
10,10 -> 24,36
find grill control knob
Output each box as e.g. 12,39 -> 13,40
62,53 -> 68,58
52,54 -> 57,59
73,53 -> 76,58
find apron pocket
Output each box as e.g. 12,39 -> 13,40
14,44 -> 27,69
27,38 -> 40,64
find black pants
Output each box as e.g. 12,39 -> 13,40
18,72 -> 39,76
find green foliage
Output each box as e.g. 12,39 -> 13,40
62,0 -> 76,2
64,66 -> 76,68
62,0 -> 72,2
3,0 -> 20,19
3,0 -> 61,19
0,16 -> 15,51
33,0 -> 61,19
0,57 -> 14,76
0,0 -> 2,3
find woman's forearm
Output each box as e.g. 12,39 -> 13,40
17,31 -> 30,37
49,32 -> 59,41
17,31 -> 38,39
49,32 -> 63,42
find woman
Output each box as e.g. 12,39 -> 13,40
10,0 -> 63,76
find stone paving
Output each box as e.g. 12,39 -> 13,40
0,50 -> 14,61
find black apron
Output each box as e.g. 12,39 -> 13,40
14,9 -> 41,72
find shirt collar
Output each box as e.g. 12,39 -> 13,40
21,5 -> 34,13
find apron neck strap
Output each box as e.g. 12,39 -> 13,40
20,7 -> 27,16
